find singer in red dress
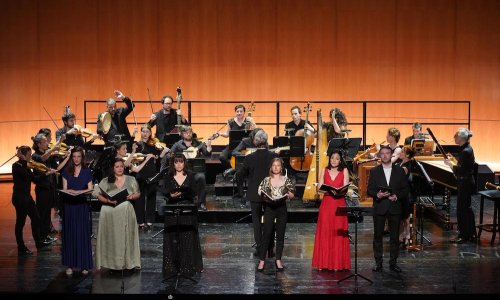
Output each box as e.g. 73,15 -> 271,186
312,149 -> 351,271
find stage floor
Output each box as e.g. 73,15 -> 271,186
1,182 -> 499,295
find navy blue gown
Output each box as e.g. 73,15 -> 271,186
61,168 -> 93,270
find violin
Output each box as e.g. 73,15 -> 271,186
49,141 -> 68,151
146,137 -> 167,151
51,150 -> 70,158
73,125 -> 98,139
27,160 -> 49,173
123,153 -> 150,163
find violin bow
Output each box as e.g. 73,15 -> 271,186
42,105 -> 61,132
0,154 -> 17,168
147,88 -> 154,114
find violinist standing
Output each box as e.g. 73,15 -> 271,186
12,146 -> 53,255
96,90 -> 136,152
56,108 -> 99,149
31,133 -> 69,244
134,124 -> 170,229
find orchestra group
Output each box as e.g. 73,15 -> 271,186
10,89 -> 480,277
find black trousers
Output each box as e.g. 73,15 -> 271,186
194,172 -> 207,206
35,186 -> 56,238
260,203 -> 287,261
250,201 -> 274,257
219,146 -> 232,171
12,194 -> 42,249
135,181 -> 157,225
456,178 -> 477,239
373,211 -> 401,266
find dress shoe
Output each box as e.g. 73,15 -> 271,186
390,264 -> 402,273
372,265 -> 383,272
81,269 -> 89,275
275,260 -> 284,272
18,247 -> 33,256
223,168 -> 235,180
199,204 -> 208,211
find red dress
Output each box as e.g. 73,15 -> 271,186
312,168 -> 351,270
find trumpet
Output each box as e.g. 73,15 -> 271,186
485,182 -> 500,191
353,140 -> 385,162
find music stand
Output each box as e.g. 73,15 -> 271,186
273,136 -> 290,148
187,158 -> 206,173
327,138 -> 362,161
162,203 -> 198,290
336,206 -> 374,285
164,133 -> 182,148
289,136 -> 306,157
229,130 -> 250,152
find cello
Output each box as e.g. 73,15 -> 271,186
289,102 -> 314,172
303,109 -> 329,202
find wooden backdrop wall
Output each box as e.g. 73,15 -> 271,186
1,0 -> 499,172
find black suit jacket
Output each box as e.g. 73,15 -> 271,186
367,164 -> 409,215
240,149 -> 278,203
97,97 -> 134,145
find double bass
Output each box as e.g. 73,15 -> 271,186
170,86 -> 183,134
289,102 -> 314,172
303,109 -> 329,202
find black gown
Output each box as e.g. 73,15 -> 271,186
160,171 -> 203,277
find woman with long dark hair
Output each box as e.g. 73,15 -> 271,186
160,153 -> 203,277
60,146 -> 93,275
312,149 -> 351,271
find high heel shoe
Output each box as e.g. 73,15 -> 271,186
257,261 -> 265,272
275,260 -> 284,272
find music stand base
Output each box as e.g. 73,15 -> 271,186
163,272 -> 198,290
337,272 -> 373,285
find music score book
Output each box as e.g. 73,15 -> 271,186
99,186 -> 129,205
377,186 -> 393,195
319,182 -> 350,198
58,189 -> 93,197
261,191 -> 288,204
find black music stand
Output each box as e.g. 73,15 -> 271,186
327,138 -> 362,161
187,158 -> 206,173
336,206 -> 374,285
164,133 -> 182,148
273,136 -> 290,148
162,203 -> 198,291
289,136 -> 306,157
229,130 -> 250,152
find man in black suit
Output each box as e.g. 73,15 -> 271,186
367,145 -> 409,273
445,128 -> 477,244
97,90 -> 136,151
239,129 -> 278,257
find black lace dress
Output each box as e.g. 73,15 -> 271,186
160,171 -> 203,278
